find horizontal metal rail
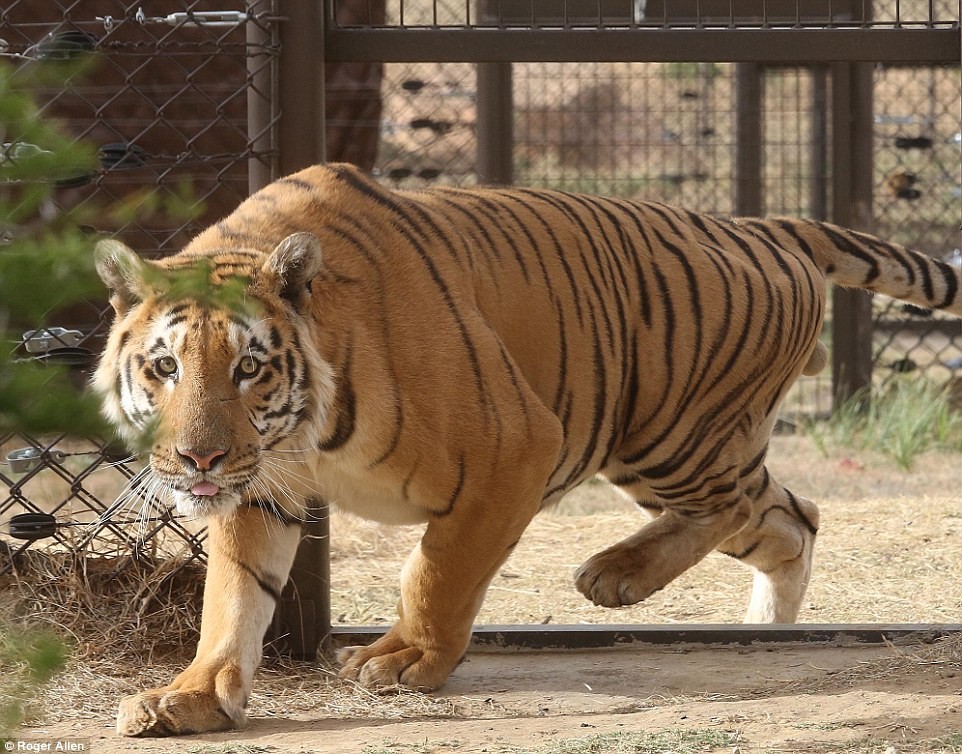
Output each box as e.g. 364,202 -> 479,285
325,28 -> 961,63
331,624 -> 962,650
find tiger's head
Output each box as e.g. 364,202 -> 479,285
92,233 -> 334,519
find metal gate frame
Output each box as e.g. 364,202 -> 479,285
252,2 -> 962,656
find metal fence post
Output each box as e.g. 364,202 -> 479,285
734,63 -> 763,216
809,65 -> 830,221
830,61 -> 875,410
247,0 -> 278,192
274,502 -> 330,659
476,62 -> 514,186
277,0 -> 327,172
266,0 -> 331,659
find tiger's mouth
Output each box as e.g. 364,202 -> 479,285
171,482 -> 243,518
150,450 -> 262,518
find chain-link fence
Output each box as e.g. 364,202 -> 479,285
1,1 -> 278,577
2,3 -> 960,643
372,57 -> 961,417
872,64 -> 962,393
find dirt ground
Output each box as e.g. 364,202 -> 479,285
25,638 -> 962,753
12,435 -> 962,753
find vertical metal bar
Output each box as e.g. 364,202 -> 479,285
276,0 -> 327,173
268,0 -> 331,659
830,61 -> 875,410
476,61 -> 513,185
810,65 -> 829,220
734,62 -> 763,216
475,0 -> 513,185
274,503 -> 331,659
246,0 -> 277,192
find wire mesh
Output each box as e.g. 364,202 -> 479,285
872,64 -> 962,390
375,63 -> 477,187
0,0 -> 279,575
329,0 -> 961,28
2,3 -> 960,595
372,58 -> 961,418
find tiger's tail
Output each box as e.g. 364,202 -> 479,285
768,218 -> 962,317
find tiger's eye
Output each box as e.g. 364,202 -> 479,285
237,355 -> 261,378
154,356 -> 178,377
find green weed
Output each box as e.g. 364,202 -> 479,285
802,377 -> 962,470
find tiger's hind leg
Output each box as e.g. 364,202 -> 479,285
717,468 -> 819,623
575,475 -> 754,609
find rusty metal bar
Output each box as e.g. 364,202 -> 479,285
734,63 -> 764,216
324,29 -> 960,64
830,61 -> 875,409
330,624 -> 962,650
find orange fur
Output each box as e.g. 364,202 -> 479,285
94,164 -> 961,736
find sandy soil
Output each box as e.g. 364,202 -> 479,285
26,638 -> 962,753
9,436 -> 962,753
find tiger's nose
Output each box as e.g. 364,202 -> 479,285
177,447 -> 227,472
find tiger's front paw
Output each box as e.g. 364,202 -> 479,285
337,628 -> 461,691
116,688 -> 243,737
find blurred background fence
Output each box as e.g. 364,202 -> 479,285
1,1 -> 959,646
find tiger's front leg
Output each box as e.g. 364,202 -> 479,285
116,506 -> 301,736
339,422 -> 562,690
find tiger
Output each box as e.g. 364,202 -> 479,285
93,162 -> 962,737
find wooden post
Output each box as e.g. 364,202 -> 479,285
810,65 -> 829,221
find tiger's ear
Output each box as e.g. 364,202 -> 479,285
262,232 -> 324,311
95,239 -> 149,315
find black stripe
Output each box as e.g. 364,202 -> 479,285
277,176 -> 316,193
332,166 -> 489,411
721,541 -> 760,560
786,490 -> 819,535
636,500 -> 664,513
511,189 -> 588,326
534,192 -> 622,352
739,446 -> 769,479
232,557 -> 283,602
434,454 -> 466,517
245,498 -> 301,527
470,191 -> 535,284
317,344 -> 357,453
934,258 -> 959,309
773,219 -> 815,260
550,298 -> 570,415
816,223 -> 881,283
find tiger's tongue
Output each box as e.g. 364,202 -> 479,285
191,481 -> 220,497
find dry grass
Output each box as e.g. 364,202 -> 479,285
2,433 -> 960,727
328,434 -> 962,627
0,551 -> 204,662
763,631 -> 962,698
